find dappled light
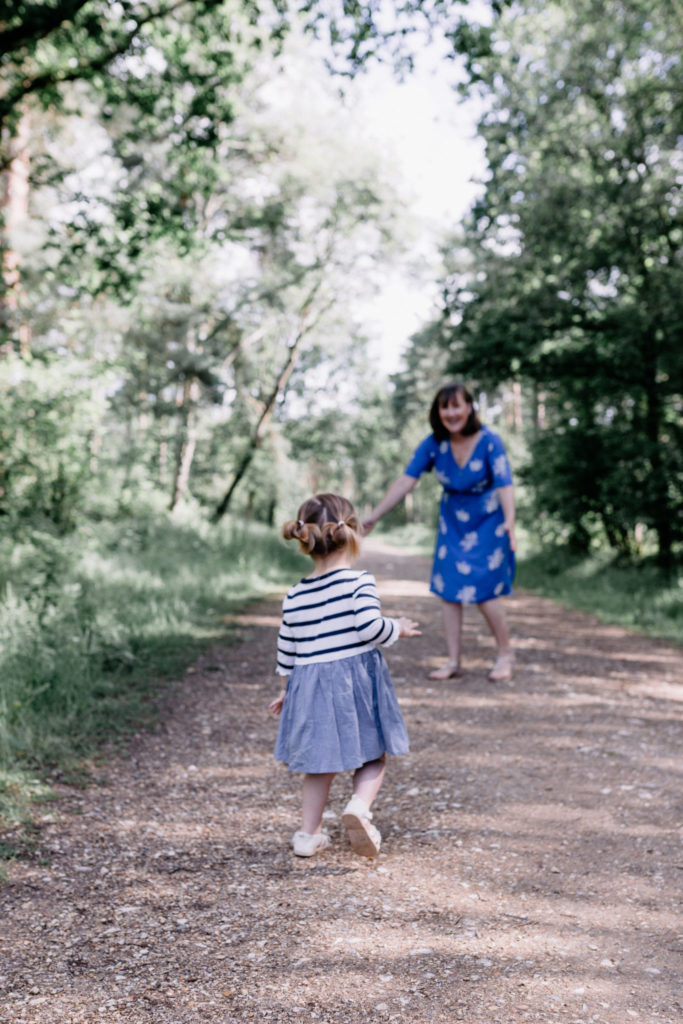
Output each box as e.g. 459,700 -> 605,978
1,0 -> 681,1021
1,543 -> 680,1023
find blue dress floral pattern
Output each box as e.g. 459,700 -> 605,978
405,427 -> 515,604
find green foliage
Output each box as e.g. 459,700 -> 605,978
523,420 -> 652,555
0,2 -> 274,127
3,18 -> 413,521
0,357 -> 103,531
400,0 -> 683,565
0,510 -> 304,821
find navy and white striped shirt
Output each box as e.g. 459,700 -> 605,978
276,568 -> 399,676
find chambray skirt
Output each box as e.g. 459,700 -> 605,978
274,648 -> 409,774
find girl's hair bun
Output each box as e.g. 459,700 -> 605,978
282,494 -> 360,558
281,518 -> 319,553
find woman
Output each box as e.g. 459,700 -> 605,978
363,383 -> 516,682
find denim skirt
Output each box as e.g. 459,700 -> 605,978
274,648 -> 409,774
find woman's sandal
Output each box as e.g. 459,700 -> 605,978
488,655 -> 514,682
429,660 -> 463,680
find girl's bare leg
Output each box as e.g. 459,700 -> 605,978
351,755 -> 386,808
301,772 -> 335,834
477,597 -> 512,656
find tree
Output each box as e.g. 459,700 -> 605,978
412,0 -> 682,563
1,0 -> 512,530
67,33 -> 410,519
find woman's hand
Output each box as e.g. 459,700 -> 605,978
503,519 -> 517,552
497,485 -> 516,552
397,617 -> 421,638
268,688 -> 287,715
363,475 -> 418,536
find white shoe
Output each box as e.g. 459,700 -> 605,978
291,830 -> 331,858
342,796 -> 381,859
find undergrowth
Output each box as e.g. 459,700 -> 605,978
0,513 -> 303,835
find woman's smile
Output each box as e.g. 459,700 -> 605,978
439,396 -> 471,435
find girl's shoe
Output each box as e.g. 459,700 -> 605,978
428,660 -> 463,680
342,796 -> 381,858
488,654 -> 514,682
291,830 -> 331,857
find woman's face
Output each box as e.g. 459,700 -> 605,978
439,392 -> 472,437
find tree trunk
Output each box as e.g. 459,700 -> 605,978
159,439 -> 169,488
1,107 -> 31,357
635,268 -> 672,569
211,343 -> 299,522
169,378 -> 198,513
531,381 -> 547,435
644,369 -> 673,571
512,380 -> 523,433
212,291 -> 332,522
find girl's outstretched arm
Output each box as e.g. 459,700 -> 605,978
397,617 -> 421,637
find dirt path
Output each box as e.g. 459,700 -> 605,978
1,542 -> 681,1024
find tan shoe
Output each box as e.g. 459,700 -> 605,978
488,655 -> 514,682
428,660 -> 463,680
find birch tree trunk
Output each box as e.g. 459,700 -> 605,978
170,378 -> 199,513
1,107 -> 31,357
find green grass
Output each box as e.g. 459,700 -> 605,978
515,547 -> 682,646
374,522 -> 682,646
0,513 -> 304,835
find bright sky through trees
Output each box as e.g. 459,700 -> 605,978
355,50 -> 486,373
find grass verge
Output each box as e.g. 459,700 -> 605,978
0,513 -> 304,850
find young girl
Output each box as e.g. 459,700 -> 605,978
269,493 -> 420,859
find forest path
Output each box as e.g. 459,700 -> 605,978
1,542 -> 681,1024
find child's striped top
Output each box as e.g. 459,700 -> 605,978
276,568 -> 399,676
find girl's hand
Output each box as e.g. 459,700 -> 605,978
397,617 -> 421,638
503,519 -> 517,552
268,689 -> 287,715
362,516 -> 377,536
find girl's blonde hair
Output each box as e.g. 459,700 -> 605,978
282,493 -> 361,559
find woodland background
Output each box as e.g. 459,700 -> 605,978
0,0 -> 681,828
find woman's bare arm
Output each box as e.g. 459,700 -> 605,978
363,474 -> 419,534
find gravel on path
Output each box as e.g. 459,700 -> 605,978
1,541 -> 681,1024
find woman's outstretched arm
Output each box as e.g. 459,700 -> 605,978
363,474 -> 418,534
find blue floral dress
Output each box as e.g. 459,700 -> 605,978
405,427 -> 515,604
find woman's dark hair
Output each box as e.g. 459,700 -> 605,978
429,383 -> 482,440
282,493 -> 361,559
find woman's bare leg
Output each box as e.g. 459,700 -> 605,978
477,597 -> 512,656
442,599 -> 464,663
428,600 -> 464,678
301,772 -> 335,834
